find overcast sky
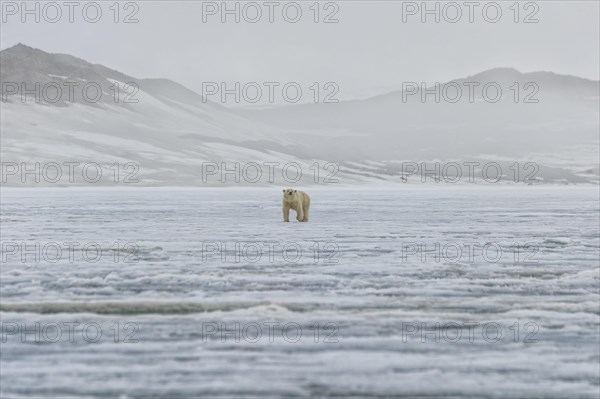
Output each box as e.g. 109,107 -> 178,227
1,1 -> 599,102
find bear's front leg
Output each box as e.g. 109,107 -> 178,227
283,204 -> 290,222
296,209 -> 304,222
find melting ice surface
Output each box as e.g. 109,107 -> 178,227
1,187 -> 599,398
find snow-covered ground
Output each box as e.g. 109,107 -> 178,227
1,187 -> 599,398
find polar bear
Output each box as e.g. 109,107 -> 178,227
282,188 -> 310,222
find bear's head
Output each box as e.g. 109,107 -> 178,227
283,188 -> 298,202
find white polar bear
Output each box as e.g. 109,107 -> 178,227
282,188 -> 310,222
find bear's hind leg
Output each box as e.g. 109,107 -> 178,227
303,196 -> 310,222
302,205 -> 309,222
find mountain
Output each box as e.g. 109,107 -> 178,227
0,44 -> 330,186
240,68 -> 599,167
1,44 -> 598,186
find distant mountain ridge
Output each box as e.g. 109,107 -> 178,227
1,44 -> 598,186
1,43 -> 222,111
